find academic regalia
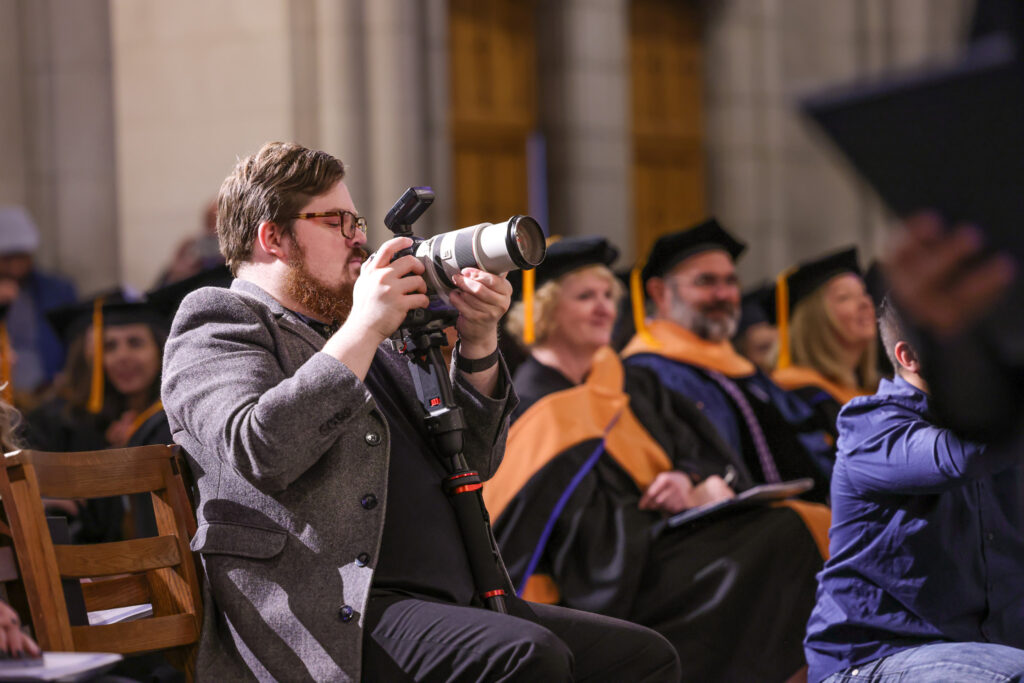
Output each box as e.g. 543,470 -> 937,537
623,320 -> 833,498
23,293 -> 167,544
771,247 -> 873,444
488,348 -> 828,682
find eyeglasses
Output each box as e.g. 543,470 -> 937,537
292,210 -> 368,239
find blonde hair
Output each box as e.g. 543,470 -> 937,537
506,264 -> 623,347
790,286 -> 879,391
0,396 -> 22,453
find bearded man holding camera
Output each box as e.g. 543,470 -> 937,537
161,142 -> 678,682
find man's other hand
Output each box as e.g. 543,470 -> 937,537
350,237 -> 430,342
450,268 -> 512,357
885,212 -> 1015,338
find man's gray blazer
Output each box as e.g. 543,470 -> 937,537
161,279 -> 515,681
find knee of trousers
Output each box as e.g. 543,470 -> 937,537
501,626 -> 574,680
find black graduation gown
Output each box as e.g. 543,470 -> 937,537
23,398 -> 125,544
125,408 -> 174,538
489,352 -> 827,682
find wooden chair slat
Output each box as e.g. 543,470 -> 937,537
18,446 -> 176,498
54,536 -> 181,578
80,575 -> 150,611
71,613 -> 198,654
0,446 -> 202,680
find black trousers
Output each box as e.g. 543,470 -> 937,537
363,594 -> 681,682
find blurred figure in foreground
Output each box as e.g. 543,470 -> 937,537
884,213 -> 1019,442
805,297 -> 1024,682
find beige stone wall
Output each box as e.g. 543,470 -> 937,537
704,0 -> 975,285
110,0 -> 297,290
4,0 -> 980,292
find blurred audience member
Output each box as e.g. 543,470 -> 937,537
805,297 -> 1024,682
623,218 -> 833,498
155,200 -> 225,286
772,248 -> 879,441
25,295 -> 166,543
0,207 -> 76,398
493,236 -> 826,682
884,213 -> 1019,442
732,283 -> 778,374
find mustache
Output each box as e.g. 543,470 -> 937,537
351,246 -> 369,262
701,302 -> 738,314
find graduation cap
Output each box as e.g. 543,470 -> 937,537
735,283 -> 776,338
46,291 -> 165,414
774,247 -> 860,369
512,236 -> 620,344
639,218 -> 746,285
146,264 -> 232,322
629,218 -> 746,345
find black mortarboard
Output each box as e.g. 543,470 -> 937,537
508,236 -> 619,299
800,37 -> 1024,260
736,283 -> 775,338
640,218 -> 746,284
146,264 -> 232,321
782,247 -> 861,314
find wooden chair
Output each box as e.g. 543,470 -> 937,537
0,445 -> 203,680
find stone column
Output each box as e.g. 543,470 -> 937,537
537,0 -> 633,263
0,0 -> 27,208
704,0 -> 974,284
16,0 -> 119,293
362,0 -> 433,243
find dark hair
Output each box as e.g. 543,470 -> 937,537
877,295 -> 910,374
217,142 -> 346,275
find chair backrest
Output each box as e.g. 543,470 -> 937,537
0,445 -> 202,679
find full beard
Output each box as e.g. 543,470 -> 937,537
284,243 -> 365,325
670,297 -> 740,342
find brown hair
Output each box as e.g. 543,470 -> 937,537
791,287 -> 879,391
217,142 -> 346,275
506,264 -> 624,347
877,295 -> 908,375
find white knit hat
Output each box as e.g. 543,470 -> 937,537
0,206 -> 40,255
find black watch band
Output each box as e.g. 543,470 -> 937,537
455,343 -> 501,373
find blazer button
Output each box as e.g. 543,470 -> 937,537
360,494 -> 378,510
355,552 -> 370,567
338,605 -> 354,622
364,432 -> 381,446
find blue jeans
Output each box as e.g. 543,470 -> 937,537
823,642 -> 1024,682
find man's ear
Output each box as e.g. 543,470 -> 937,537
646,277 -> 666,311
255,220 -> 289,261
893,340 -> 921,374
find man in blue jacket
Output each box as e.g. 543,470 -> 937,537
804,296 -> 1024,682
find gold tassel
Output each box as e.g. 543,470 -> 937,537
0,323 -> 12,405
87,297 -> 105,414
523,268 -> 536,345
774,268 -> 795,370
630,267 -> 657,346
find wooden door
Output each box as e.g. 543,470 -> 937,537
449,0 -> 537,226
631,0 -> 706,259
